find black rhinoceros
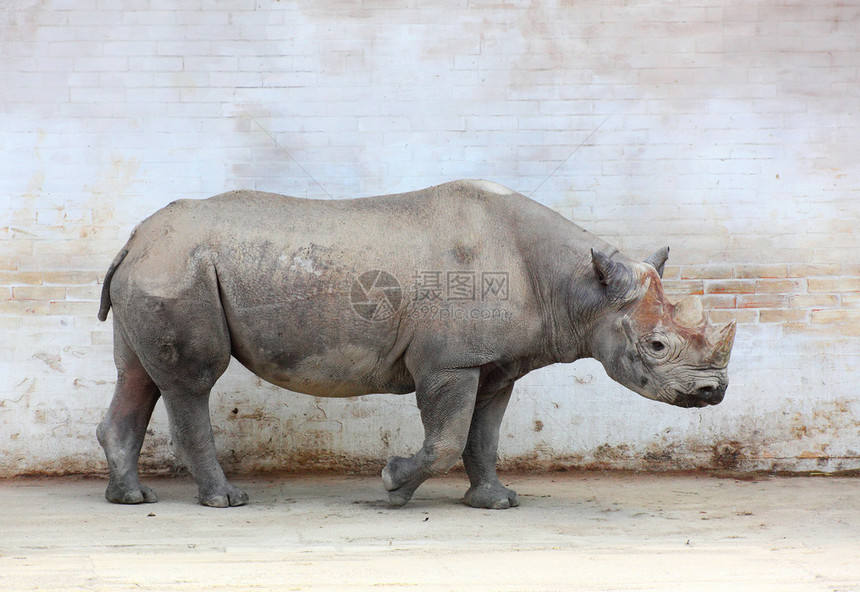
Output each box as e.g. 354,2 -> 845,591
96,180 -> 735,509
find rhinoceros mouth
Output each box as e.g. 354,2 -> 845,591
672,385 -> 726,408
673,395 -> 711,409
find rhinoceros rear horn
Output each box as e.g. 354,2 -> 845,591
672,295 -> 704,328
591,249 -> 638,303
643,246 -> 670,278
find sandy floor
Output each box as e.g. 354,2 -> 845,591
1,472 -> 858,591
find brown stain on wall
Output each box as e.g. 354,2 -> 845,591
13,392 -> 854,478
711,441 -> 746,470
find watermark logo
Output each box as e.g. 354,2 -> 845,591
350,269 -> 512,322
410,270 -> 511,321
447,271 -> 475,301
481,272 -> 509,300
413,270 -> 509,303
349,270 -> 402,321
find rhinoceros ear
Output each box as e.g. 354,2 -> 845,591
644,246 -> 670,278
592,249 -> 637,303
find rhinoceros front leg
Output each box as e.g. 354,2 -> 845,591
462,383 -> 519,509
382,368 -> 479,506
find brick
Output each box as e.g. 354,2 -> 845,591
759,249 -> 815,265
789,263 -> 841,277
707,309 -> 758,325
0,300 -> 51,315
42,271 -> 99,285
785,322 -> 860,338
812,248 -> 858,265
661,280 -> 704,295
704,280 -> 756,295
708,251 -> 762,265
790,294 -> 840,309
760,309 -> 809,324
737,295 -> 788,309
811,309 -> 860,324
91,330 -> 113,346
808,278 -> 860,293
0,272 -> 43,286
11,286 -> 66,301
74,56 -> 128,72
701,295 -> 737,309
660,265 -> 680,280
49,301 -> 97,316
65,286 -> 100,300
680,265 -> 733,280
841,295 -> 860,308
734,264 -> 789,279
755,279 -> 806,294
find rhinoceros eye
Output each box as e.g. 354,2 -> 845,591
644,335 -> 671,359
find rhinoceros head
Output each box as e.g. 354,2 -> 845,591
588,247 -> 735,408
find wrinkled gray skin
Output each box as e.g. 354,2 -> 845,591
97,180 -> 735,509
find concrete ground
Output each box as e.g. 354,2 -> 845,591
1,472 -> 858,591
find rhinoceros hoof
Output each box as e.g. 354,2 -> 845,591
382,457 -> 420,506
463,482 -> 520,510
105,481 -> 158,505
381,456 -> 412,491
386,488 -> 414,507
198,483 -> 249,508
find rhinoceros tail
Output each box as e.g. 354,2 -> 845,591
98,248 -> 129,322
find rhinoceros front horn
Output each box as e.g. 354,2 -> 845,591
707,321 -> 736,368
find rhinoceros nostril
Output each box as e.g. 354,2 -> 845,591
693,384 -> 725,405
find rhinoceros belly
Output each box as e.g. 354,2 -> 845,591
235,341 -> 413,398
220,290 -> 415,398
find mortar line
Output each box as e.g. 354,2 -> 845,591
246,112 -> 335,199
528,112 -> 615,198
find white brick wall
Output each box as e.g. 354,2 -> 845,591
1,0 -> 858,476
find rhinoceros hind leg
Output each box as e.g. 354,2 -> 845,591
161,387 -> 248,507
160,384 -> 247,508
382,368 -> 479,506
97,326 -> 161,504
461,384 -> 519,509
125,283 -> 237,507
